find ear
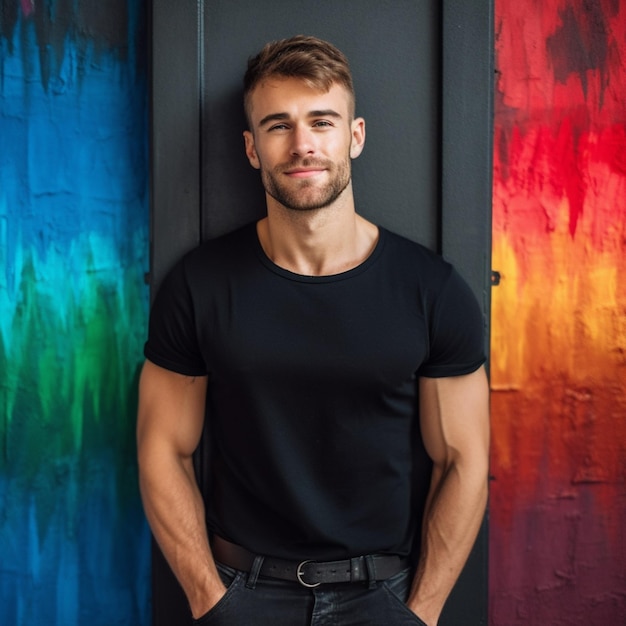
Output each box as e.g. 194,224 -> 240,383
243,130 -> 261,169
350,117 -> 366,159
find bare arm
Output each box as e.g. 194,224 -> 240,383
136,360 -> 225,618
407,365 -> 490,625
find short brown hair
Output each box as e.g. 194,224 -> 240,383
243,35 -> 355,124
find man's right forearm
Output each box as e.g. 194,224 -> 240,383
139,451 -> 226,618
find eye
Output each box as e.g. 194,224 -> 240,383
268,123 -> 289,132
313,120 -> 333,128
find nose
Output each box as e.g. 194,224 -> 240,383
290,124 -> 315,157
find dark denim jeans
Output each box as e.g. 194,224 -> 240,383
193,563 -> 427,626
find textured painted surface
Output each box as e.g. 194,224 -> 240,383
490,0 -> 626,624
0,2 -> 150,624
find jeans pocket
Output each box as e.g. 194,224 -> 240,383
382,569 -> 428,625
192,567 -> 244,625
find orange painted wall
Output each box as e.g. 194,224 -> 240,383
489,0 -> 626,623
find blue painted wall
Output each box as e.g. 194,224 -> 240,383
0,1 -> 150,623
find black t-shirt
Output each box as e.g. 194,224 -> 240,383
145,222 -> 485,560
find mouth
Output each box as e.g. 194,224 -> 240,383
284,168 -> 327,179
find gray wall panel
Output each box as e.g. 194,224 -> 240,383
150,2 -> 493,623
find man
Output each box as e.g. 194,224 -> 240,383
137,35 -> 489,626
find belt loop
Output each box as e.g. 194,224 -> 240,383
246,555 -> 265,589
365,555 -> 377,589
350,557 -> 361,581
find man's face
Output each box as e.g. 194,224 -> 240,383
243,77 -> 365,212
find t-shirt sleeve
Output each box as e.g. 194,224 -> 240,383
143,257 -> 208,376
418,266 -> 486,377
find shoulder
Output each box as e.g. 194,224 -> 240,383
378,227 -> 482,328
379,227 -> 454,283
173,222 -> 258,280
184,222 -> 256,265
152,222 -> 258,305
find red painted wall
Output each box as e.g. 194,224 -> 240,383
490,0 -> 626,623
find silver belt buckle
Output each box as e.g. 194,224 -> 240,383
296,560 -> 321,588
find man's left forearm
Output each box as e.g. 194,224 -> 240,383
407,460 -> 488,626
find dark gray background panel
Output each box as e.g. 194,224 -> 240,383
150,0 -> 202,292
200,0 -> 440,250
149,1 -> 493,624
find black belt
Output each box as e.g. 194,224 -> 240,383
211,535 -> 410,588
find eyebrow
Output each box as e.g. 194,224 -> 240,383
258,109 -> 343,128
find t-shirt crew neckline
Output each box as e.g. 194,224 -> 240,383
251,223 -> 386,284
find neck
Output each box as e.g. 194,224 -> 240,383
257,192 -> 379,276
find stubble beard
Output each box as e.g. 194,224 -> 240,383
261,157 -> 352,212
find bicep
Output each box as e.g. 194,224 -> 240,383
419,365 -> 490,469
137,359 -> 208,461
